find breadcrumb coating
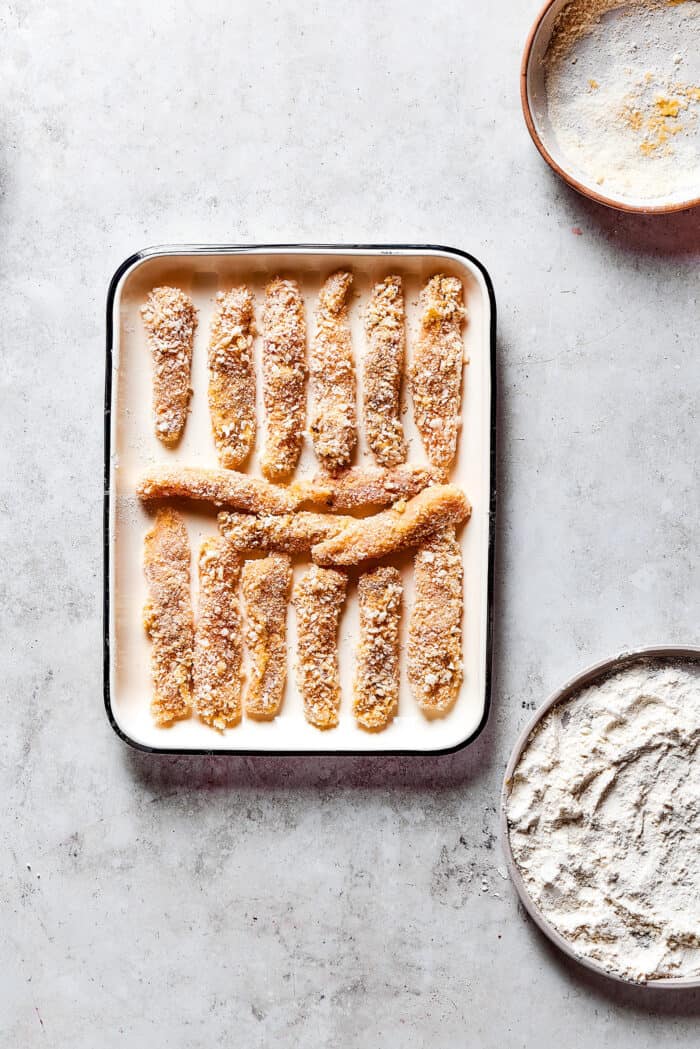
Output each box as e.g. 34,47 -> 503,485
409,274 -> 467,478
293,566 -> 347,730
141,286 -> 197,445
311,484 -> 471,567
261,278 -> 306,481
193,537 -> 243,730
307,464 -> 437,511
354,567 -> 402,732
408,529 -> 463,718
142,508 -> 194,725
209,287 -> 256,468
309,271 -> 357,473
242,554 -> 292,720
218,511 -> 353,553
137,466 -> 299,515
363,276 -> 407,466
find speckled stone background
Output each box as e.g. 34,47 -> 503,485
2,1 -> 699,1045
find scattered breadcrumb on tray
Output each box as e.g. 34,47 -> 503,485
143,508 -> 194,725
242,554 -> 292,720
218,511 -> 353,553
363,275 -> 407,467
408,528 -> 464,718
141,286 -> 197,446
309,270 -> 357,474
293,565 -> 347,730
311,484 -> 471,567
209,286 -> 256,469
192,536 -> 244,730
137,466 -> 299,515
353,566 -> 402,732
409,274 -> 467,478
261,278 -> 307,481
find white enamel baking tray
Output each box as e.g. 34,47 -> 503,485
501,645 -> 700,987
104,245 -> 496,755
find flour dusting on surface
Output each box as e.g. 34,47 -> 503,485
542,0 -> 700,201
507,659 -> 700,982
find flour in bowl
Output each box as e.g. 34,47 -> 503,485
506,659 -> 700,982
543,0 -> 700,202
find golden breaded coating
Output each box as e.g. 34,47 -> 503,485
293,566 -> 347,730
218,511 -> 353,553
208,287 -> 256,468
309,271 -> 357,473
307,464 -> 437,511
142,508 -> 194,725
363,276 -> 407,466
311,484 -> 471,567
409,274 -> 467,478
261,278 -> 307,481
137,466 -> 299,515
141,286 -> 197,445
353,567 -> 402,732
241,554 -> 292,720
408,529 -> 463,717
193,537 -> 243,730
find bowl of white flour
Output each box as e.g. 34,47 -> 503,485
502,647 -> 700,985
522,0 -> 700,212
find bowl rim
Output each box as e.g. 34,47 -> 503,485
500,644 -> 700,989
520,0 -> 700,215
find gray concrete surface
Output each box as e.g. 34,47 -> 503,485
2,1 -> 699,1045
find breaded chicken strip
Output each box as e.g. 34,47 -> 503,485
137,466 -> 299,515
409,274 -> 467,478
363,276 -> 407,466
141,286 -> 197,445
242,554 -> 292,720
293,566 -> 347,729
306,464 -> 436,511
142,508 -> 194,725
309,271 -> 356,473
193,537 -> 243,730
353,567 -> 402,731
311,484 -> 470,567
218,511 -> 353,553
408,529 -> 463,717
209,287 -> 256,468
261,278 -> 306,481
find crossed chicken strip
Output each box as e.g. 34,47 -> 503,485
353,566 -> 402,732
306,464 -> 436,511
311,484 -> 471,566
408,528 -> 463,718
137,466 -> 300,515
208,287 -> 256,469
309,271 -> 357,474
142,508 -> 194,725
409,274 -> 467,478
218,511 -> 353,553
293,565 -> 347,729
193,537 -> 244,730
141,286 -> 197,445
260,278 -> 307,481
242,554 -> 292,720
363,276 -> 407,467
